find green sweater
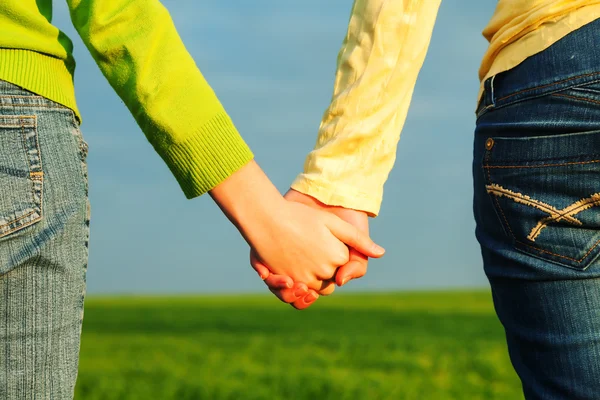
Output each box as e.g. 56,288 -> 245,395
0,0 -> 254,198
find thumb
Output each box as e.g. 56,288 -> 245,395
336,250 -> 369,286
326,215 -> 385,258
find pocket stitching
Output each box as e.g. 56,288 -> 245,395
484,147 -> 600,267
0,115 -> 43,237
24,115 -> 44,228
0,212 -> 40,237
517,238 -> 600,264
535,195 -> 600,236
485,150 -> 517,240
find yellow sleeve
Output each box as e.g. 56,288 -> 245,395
291,0 -> 442,216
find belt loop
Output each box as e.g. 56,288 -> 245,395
490,74 -> 496,107
482,75 -> 496,109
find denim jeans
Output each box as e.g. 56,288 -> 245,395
0,80 -> 89,399
474,18 -> 600,400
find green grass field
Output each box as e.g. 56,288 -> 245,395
75,291 -> 523,400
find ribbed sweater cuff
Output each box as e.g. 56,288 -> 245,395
159,112 -> 254,198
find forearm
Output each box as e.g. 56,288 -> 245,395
292,0 -> 442,216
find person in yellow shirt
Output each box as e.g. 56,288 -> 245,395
259,1 -> 600,398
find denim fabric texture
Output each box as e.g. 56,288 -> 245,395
474,18 -> 600,400
0,80 -> 89,399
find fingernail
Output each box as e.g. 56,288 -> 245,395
374,244 -> 385,254
305,293 -> 318,303
294,287 -> 308,297
341,277 -> 351,286
259,273 -> 267,280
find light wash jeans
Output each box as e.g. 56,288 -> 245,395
474,18 -> 600,399
0,80 -> 89,399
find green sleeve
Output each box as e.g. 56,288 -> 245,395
67,0 -> 254,197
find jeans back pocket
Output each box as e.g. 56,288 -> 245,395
483,130 -> 600,271
0,116 -> 43,238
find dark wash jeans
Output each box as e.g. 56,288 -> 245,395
474,18 -> 600,400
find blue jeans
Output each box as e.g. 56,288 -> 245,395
0,80 -> 89,399
474,18 -> 600,400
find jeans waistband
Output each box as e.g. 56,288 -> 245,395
0,79 -> 36,95
0,79 -> 70,110
477,17 -> 600,116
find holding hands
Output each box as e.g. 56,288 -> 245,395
210,161 -> 384,310
251,190 -> 383,310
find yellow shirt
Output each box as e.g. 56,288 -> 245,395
291,0 -> 600,216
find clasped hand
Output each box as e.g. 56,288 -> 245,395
209,161 -> 384,310
250,189 -> 384,310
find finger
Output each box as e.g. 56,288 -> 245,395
325,215 -> 385,258
318,280 -> 336,296
336,249 -> 369,286
291,290 -> 319,310
303,274 -> 334,292
264,273 -> 294,290
250,250 -> 271,280
269,282 -> 309,303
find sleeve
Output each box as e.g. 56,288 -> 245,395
66,0 -> 254,198
290,0 -> 442,216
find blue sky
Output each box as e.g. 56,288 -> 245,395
51,1 -> 497,294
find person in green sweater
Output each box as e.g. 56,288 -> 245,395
0,1 -> 384,399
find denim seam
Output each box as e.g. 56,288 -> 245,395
22,116 -> 43,226
0,115 -> 36,128
0,116 -> 43,237
569,86 -> 600,94
69,111 -> 86,160
68,108 -> 90,323
30,116 -> 44,225
495,81 -> 600,113
0,94 -> 44,99
484,148 -> 516,240
516,238 -> 600,263
0,103 -> 70,110
0,211 -> 38,231
496,71 -> 600,102
484,159 -> 600,169
478,74 -> 600,119
552,92 -> 600,106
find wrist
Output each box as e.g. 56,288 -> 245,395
210,160 -> 286,237
285,187 -> 369,232
286,188 -> 368,215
